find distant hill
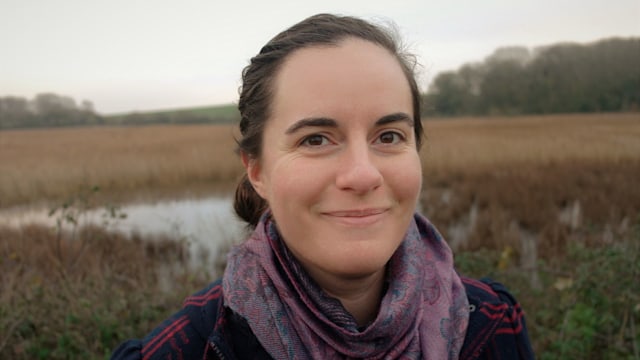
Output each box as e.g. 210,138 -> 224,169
0,96 -> 241,130
104,103 -> 240,126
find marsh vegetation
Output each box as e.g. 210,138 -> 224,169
1,112 -> 639,358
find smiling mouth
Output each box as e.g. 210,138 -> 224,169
321,208 -> 389,226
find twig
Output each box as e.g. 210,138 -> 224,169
631,308 -> 639,360
558,301 -> 573,358
0,315 -> 23,353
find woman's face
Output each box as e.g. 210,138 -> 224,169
245,38 -> 422,280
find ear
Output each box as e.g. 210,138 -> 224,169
241,152 -> 267,199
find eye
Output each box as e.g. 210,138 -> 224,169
301,134 -> 330,147
375,131 -> 404,145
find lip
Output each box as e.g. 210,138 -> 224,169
321,207 -> 389,227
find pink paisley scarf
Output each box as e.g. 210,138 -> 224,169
222,212 -> 469,359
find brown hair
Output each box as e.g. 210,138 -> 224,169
234,13 -> 424,227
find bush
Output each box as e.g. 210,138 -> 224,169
0,224 -> 209,359
455,216 -> 640,359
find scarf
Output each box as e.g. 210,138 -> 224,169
222,212 -> 469,359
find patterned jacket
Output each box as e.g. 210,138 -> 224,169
111,277 -> 534,359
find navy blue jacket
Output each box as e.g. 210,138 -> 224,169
112,277 -> 534,359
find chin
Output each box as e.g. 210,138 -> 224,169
326,251 -> 394,279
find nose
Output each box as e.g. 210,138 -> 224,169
335,144 -> 383,194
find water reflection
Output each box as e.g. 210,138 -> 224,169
0,196 -> 246,270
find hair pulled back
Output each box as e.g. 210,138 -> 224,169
234,13 -> 424,227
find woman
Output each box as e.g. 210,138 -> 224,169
112,14 -> 534,359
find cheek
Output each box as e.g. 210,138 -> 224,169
385,153 -> 422,200
264,158 -> 329,208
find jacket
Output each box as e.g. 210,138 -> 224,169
111,277 -> 534,359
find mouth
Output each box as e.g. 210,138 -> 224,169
321,208 -> 389,226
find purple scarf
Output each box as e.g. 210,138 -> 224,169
222,212 -> 469,359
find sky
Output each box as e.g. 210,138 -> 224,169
1,0 -> 639,114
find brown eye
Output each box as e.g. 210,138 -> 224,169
302,134 -> 329,147
378,131 -> 402,144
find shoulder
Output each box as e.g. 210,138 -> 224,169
462,277 -> 519,306
459,277 -> 535,360
181,278 -> 225,331
111,280 -> 224,360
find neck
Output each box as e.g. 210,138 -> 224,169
307,267 -> 386,327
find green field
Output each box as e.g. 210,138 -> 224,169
104,103 -> 240,125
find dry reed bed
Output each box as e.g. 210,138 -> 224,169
0,124 -> 243,207
420,112 -> 640,171
1,112 -> 638,208
0,224 -> 209,358
412,113 -> 640,252
1,113 -> 639,358
423,159 -> 640,254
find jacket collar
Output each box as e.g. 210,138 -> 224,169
459,277 -> 510,360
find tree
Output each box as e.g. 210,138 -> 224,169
0,93 -> 103,129
424,37 -> 640,116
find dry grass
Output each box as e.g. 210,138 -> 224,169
0,224 -> 209,359
420,112 -> 640,172
414,113 -> 640,250
1,112 -> 638,208
0,124 -> 243,207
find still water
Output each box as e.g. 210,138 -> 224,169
0,196 -> 247,270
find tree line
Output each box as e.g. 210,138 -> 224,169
422,37 -> 640,116
2,37 -> 638,129
0,94 -> 238,130
0,93 -> 103,129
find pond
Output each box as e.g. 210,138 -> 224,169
0,195 -> 247,271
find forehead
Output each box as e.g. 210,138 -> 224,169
270,38 -> 412,120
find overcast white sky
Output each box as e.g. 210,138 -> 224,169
1,0 -> 639,114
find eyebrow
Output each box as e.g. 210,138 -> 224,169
285,117 -> 337,134
376,112 -> 414,127
285,112 -> 413,135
